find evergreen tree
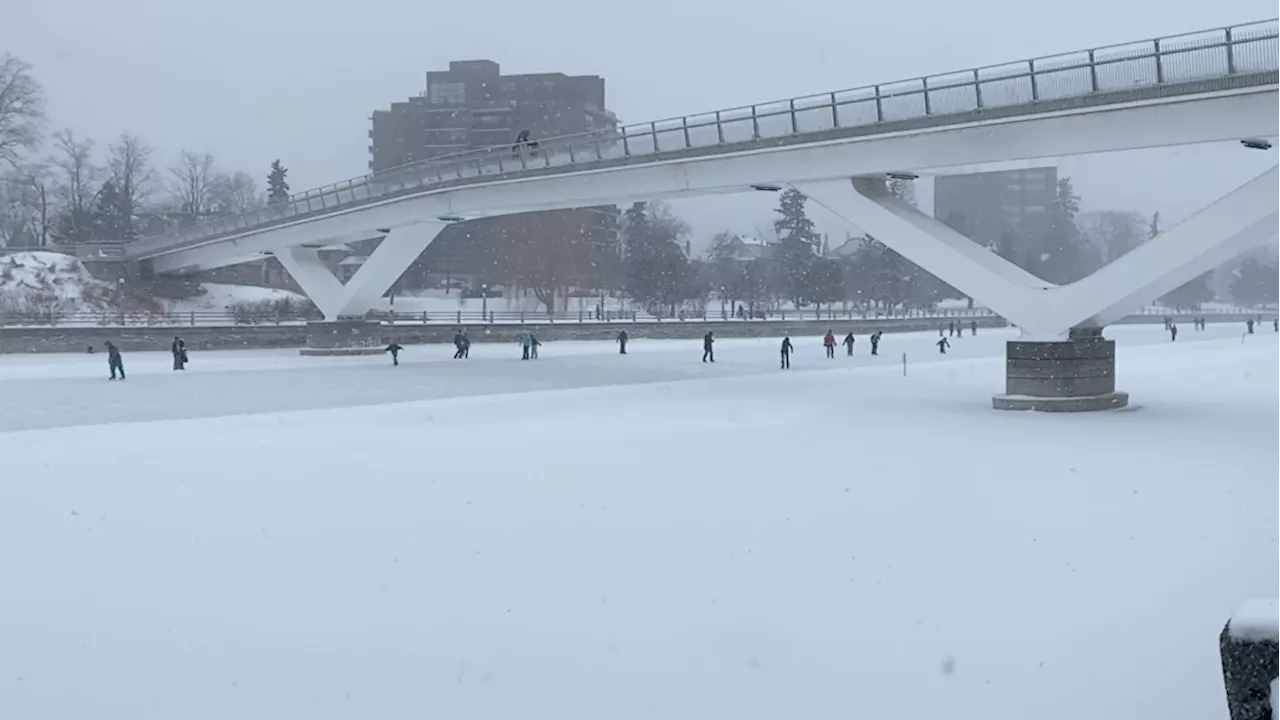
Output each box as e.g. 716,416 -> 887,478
1039,176 -> 1094,283
267,159 -> 290,206
91,178 -> 133,242
1159,273 -> 1214,310
771,188 -> 818,305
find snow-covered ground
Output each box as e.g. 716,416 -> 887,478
162,283 -> 309,313
0,325 -> 1275,719
0,251 -> 116,310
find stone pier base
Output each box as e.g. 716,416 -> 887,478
299,320 -> 386,356
992,331 -> 1129,412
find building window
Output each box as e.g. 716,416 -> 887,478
429,82 -> 466,107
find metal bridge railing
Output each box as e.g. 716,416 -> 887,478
132,19 -> 1278,257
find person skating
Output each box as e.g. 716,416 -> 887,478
843,332 -> 855,356
823,330 -> 836,359
870,330 -> 881,356
452,330 -> 466,359
385,342 -> 403,366
519,331 -> 533,360
616,330 -> 629,354
1274,318 -> 1278,333
1246,318 -> 1255,335
948,321 -> 956,337
780,335 -> 794,369
702,332 -> 715,363
461,329 -> 471,358
171,336 -> 188,371
937,336 -> 950,354
1169,323 -> 1178,342
530,333 -> 541,359
970,320 -> 978,336
105,341 -> 125,380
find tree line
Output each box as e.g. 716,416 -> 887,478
0,52 -> 292,248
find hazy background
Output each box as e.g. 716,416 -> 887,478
3,0 -> 1276,250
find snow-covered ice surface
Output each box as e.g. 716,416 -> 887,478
0,325 -> 1276,720
1229,599 -> 1280,642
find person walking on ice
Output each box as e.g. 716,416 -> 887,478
780,335 -> 794,369
702,332 -> 715,363
823,330 -> 836,359
936,336 -> 950,355
870,330 -> 882,356
530,333 -> 542,359
385,342 -> 404,366
171,336 -> 188,371
1169,323 -> 1178,342
616,330 -> 629,354
519,331 -> 533,360
843,332 -> 855,356
970,320 -> 978,336
105,341 -> 126,380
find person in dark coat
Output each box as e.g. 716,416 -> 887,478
937,336 -> 950,354
616,330 -> 629,354
530,333 -> 541,359
1246,319 -> 1255,335
947,321 -> 956,337
385,342 -> 403,366
970,320 -> 978,336
171,336 -> 188,371
780,335 -> 794,369
823,330 -> 836,359
461,329 -> 471,358
1273,318 -> 1278,333
453,330 -> 466,359
702,332 -> 715,363
843,332 -> 855,356
105,341 -> 125,380
1169,323 -> 1178,342
870,330 -> 881,356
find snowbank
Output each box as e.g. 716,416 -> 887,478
164,283 -> 308,312
0,251 -> 115,309
1229,599 -> 1280,642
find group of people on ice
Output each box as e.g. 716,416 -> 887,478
781,329 -> 884,369
94,335 -> 189,380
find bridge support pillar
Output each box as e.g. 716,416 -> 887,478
276,221 -> 448,321
992,327 -> 1129,412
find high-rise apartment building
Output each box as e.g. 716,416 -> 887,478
368,60 -> 619,286
370,60 -> 615,172
934,167 -> 1057,251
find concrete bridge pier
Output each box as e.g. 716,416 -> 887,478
992,327 -> 1129,412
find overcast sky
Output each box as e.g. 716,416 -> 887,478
3,0 -> 1276,249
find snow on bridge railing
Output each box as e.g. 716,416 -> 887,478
132,19 -> 1278,257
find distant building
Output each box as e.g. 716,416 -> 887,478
368,60 -> 620,288
934,167 -> 1057,254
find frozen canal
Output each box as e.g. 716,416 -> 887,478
1,324 -> 1276,719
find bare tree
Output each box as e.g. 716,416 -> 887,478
209,171 -> 260,214
0,54 -> 45,169
49,129 -> 100,243
0,165 -> 55,248
168,150 -> 217,220
107,132 -> 154,218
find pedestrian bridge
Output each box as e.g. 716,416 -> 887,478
127,20 -> 1278,337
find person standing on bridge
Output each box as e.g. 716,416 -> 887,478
702,332 -> 715,363
781,335 -> 794,369
870,330 -> 882,356
105,341 -> 125,380
617,330 -> 629,354
823,330 -> 837,359
385,342 -> 404,366
843,332 -> 855,356
937,336 -> 950,355
1169,323 -> 1178,342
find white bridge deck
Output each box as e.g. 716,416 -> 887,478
125,20 -> 1278,262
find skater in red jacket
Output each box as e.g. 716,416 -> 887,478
823,330 -> 836,359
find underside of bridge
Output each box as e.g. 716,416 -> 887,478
796,164 -> 1280,411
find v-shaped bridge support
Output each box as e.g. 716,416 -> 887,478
797,165 -> 1279,337
275,221 -> 447,321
